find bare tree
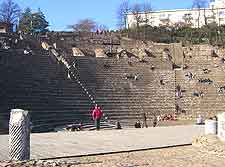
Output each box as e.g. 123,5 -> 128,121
210,7 -> 216,25
142,1 -> 152,26
131,3 -> 143,28
97,24 -> 108,31
131,3 -> 143,39
68,19 -> 97,32
182,13 -> 193,27
0,0 -> 21,24
203,8 -> 208,26
192,0 -> 207,28
141,1 -> 152,40
117,0 -> 130,29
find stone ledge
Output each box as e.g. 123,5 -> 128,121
192,135 -> 225,158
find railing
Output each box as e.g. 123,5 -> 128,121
41,41 -> 96,106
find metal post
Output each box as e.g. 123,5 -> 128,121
9,109 -> 30,161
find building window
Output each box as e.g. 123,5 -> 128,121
219,11 -> 225,16
159,14 -> 166,18
0,27 -> 5,30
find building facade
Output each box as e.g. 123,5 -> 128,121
127,0 -> 225,28
0,22 -> 13,33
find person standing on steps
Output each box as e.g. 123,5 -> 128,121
92,105 -> 103,130
143,112 -> 148,128
153,115 -> 157,127
176,85 -> 182,98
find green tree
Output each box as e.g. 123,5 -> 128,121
131,3 -> 142,39
18,8 -> 32,33
19,8 -> 49,33
32,8 -> 49,33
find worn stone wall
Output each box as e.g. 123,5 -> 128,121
48,32 -> 121,56
120,38 -> 183,67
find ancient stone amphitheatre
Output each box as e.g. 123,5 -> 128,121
0,31 -> 225,166
1,0 -> 225,166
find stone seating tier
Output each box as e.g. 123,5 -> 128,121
175,69 -> 225,118
2,34 -> 225,133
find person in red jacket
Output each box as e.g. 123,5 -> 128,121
92,105 -> 103,130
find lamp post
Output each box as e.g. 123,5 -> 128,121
30,19 -> 33,34
30,15 -> 36,34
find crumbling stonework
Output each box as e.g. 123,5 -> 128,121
94,48 -> 107,57
193,135 -> 225,158
72,47 -> 85,57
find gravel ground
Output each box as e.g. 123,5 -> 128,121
1,145 -> 225,167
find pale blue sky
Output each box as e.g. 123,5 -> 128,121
13,0 -> 209,31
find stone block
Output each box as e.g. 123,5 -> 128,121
95,48 -> 107,57
72,47 -> 85,56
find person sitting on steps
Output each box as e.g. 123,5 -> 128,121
128,57 -> 132,66
185,72 -> 193,81
193,90 -> 204,97
198,78 -> 213,84
134,120 -> 141,128
125,74 -> 139,80
203,68 -> 211,74
151,65 -> 155,70
220,58 -> 225,64
218,86 -> 225,93
211,47 -> 218,58
160,79 -> 165,85
116,121 -> 122,129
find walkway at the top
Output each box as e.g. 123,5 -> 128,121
0,125 -> 204,160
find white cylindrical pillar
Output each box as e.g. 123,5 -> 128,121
205,119 -> 217,135
218,112 -> 225,141
9,109 -> 30,160
196,115 -> 204,125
